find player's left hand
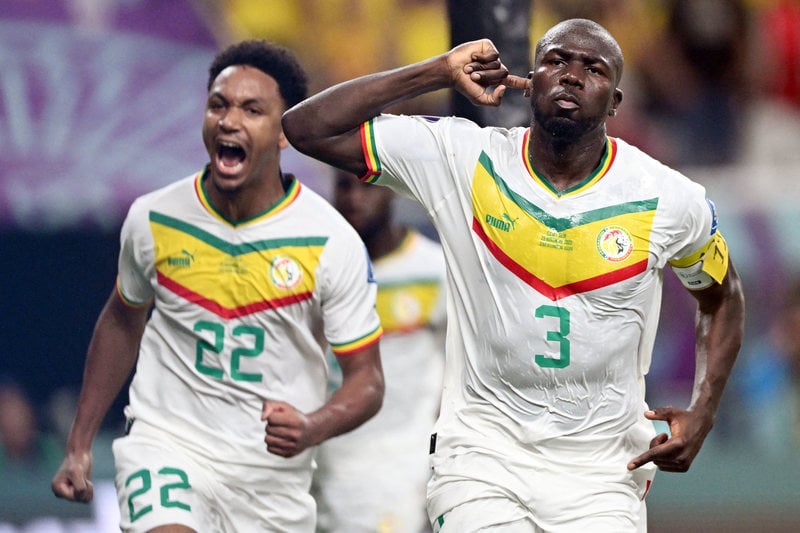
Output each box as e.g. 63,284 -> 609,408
261,400 -> 314,458
626,406 -> 714,472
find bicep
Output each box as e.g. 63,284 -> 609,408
98,287 -> 151,343
282,109 -> 368,177
336,343 -> 383,383
311,128 -> 370,178
82,288 -> 151,389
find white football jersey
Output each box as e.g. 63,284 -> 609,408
322,229 -> 446,436
117,170 -> 381,471
360,115 -> 723,453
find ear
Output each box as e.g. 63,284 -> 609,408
609,87 -> 623,116
278,130 -> 289,150
523,71 -> 533,98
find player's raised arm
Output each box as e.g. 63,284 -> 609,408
281,39 -> 521,177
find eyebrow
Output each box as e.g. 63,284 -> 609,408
546,47 -> 609,66
208,93 -> 266,107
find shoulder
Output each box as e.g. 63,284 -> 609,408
127,172 -> 199,215
373,113 -> 491,137
296,183 -> 347,225
612,137 -> 673,171
612,138 -> 706,195
295,183 -> 363,243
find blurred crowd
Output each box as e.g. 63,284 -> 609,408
209,0 -> 800,171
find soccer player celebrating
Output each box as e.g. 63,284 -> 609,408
282,18 -> 745,532
51,40 -> 384,532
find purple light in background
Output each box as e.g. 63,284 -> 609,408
0,0 -> 217,230
1,0 -> 216,47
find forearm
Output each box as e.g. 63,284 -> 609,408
306,360 -> 384,445
689,264 -> 745,419
282,39 -> 516,173
283,55 -> 451,149
67,292 -> 147,452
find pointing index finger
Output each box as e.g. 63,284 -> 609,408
502,74 -> 531,91
627,451 -> 653,471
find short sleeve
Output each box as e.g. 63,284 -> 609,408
669,197 -> 718,263
117,199 -> 155,306
319,229 -> 382,355
359,114 -> 480,210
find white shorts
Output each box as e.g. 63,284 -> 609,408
427,433 -> 656,532
112,420 -> 315,532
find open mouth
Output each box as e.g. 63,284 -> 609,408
217,141 -> 246,170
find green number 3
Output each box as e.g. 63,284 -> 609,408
534,305 -> 570,368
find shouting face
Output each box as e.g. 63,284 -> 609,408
202,65 -> 288,195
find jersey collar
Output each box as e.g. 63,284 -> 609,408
521,130 -> 617,198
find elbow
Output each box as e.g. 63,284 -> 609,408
281,109 -> 305,150
369,370 -> 385,418
281,108 -> 322,158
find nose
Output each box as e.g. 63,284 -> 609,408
219,107 -> 242,131
559,64 -> 583,87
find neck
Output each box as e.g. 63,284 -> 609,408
528,127 -> 607,192
203,168 -> 288,223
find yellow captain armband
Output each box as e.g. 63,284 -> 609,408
669,232 -> 729,290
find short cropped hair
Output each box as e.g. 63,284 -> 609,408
207,40 -> 308,109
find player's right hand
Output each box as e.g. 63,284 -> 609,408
51,451 -> 94,503
446,39 -> 512,107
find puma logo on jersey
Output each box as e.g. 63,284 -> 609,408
485,213 -> 517,232
167,249 -> 195,267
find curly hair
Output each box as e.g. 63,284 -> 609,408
207,40 -> 308,109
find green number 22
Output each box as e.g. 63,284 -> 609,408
194,321 -> 264,382
534,305 -> 570,369
126,467 -> 191,523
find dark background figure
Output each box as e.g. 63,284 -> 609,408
447,0 -> 532,127
634,0 -> 751,167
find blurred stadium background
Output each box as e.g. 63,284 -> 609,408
1,1 -> 799,531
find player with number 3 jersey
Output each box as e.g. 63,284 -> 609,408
282,18 -> 745,533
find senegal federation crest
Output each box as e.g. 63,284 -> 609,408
269,256 -> 303,290
596,226 -> 634,262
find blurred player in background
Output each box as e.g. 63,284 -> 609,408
51,40 -> 384,532
312,171 -> 446,533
